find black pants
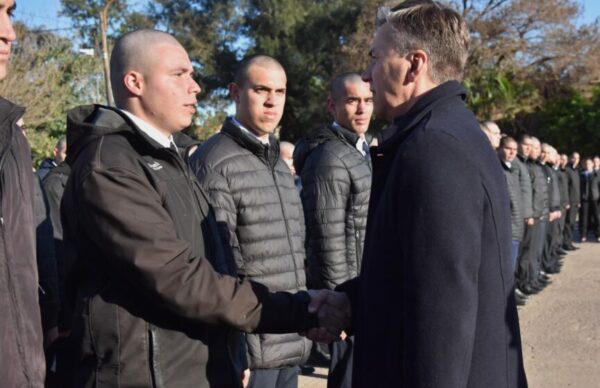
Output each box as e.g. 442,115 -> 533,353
580,200 -> 600,239
542,219 -> 560,272
563,205 -> 578,247
328,336 -> 354,388
516,221 -> 538,289
248,366 -> 298,388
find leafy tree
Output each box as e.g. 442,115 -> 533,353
0,22 -> 103,165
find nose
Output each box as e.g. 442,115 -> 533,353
264,92 -> 275,107
356,99 -> 365,114
190,78 -> 201,95
0,11 -> 16,43
361,65 -> 372,83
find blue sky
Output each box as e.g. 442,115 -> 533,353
16,0 -> 600,30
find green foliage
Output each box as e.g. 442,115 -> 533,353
532,88 -> 600,155
465,68 -> 539,121
0,23 -> 103,166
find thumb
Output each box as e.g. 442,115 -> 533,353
307,290 -> 328,314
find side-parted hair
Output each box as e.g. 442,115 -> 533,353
376,0 -> 470,84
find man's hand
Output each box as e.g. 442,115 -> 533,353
242,369 -> 250,388
526,217 -> 535,226
304,290 -> 351,343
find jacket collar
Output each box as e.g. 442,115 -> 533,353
66,105 -> 199,165
221,117 -> 280,167
0,97 -> 25,169
329,123 -> 360,146
377,81 -> 467,151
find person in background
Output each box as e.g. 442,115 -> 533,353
497,135 -> 527,305
294,72 -> 373,388
190,55 -> 313,388
481,120 -> 502,150
579,158 -> 600,242
36,137 -> 67,180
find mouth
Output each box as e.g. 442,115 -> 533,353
184,103 -> 197,113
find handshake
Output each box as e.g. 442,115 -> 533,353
304,289 -> 351,343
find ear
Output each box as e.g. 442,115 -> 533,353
228,82 -> 241,103
326,94 -> 336,117
123,71 -> 144,97
406,50 -> 428,82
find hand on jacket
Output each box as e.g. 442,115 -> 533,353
303,289 -> 351,343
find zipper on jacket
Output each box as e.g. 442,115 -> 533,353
271,169 -> 301,289
148,328 -> 161,388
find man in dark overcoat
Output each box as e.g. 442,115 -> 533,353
311,1 -> 528,387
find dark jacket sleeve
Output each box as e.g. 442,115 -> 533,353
404,131 -> 483,386
193,166 -> 246,273
301,150 -> 352,289
33,174 -> 60,331
77,166 -> 317,334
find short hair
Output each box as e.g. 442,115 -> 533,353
481,121 -> 500,135
530,136 -> 540,147
519,134 -> 532,144
233,55 -> 285,87
279,141 -> 294,153
376,0 -> 469,83
499,136 -> 516,148
110,29 -> 181,106
330,72 -> 365,102
55,136 -> 67,151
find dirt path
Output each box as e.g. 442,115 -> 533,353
300,242 -> 600,388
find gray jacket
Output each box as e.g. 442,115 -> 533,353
527,159 -> 549,218
293,124 -> 371,289
500,159 -> 524,241
190,117 -> 311,369
514,156 -> 533,219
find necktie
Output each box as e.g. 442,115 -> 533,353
361,139 -> 370,161
170,142 -> 181,157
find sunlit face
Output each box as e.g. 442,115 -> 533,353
328,80 -> 373,135
593,156 -> 600,169
0,0 -> 17,81
560,154 -> 568,168
585,159 -> 594,172
280,145 -> 295,175
571,152 -> 580,165
519,139 -> 532,158
484,123 -> 501,149
530,141 -> 541,160
362,23 -> 414,122
231,64 -> 286,138
499,139 -> 517,162
136,43 -> 201,134
54,143 -> 67,164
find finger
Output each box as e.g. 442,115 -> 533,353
308,290 -> 329,314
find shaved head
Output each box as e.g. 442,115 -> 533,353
233,55 -> 285,87
330,73 -> 365,102
110,29 -> 182,106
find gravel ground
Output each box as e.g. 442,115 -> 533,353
299,242 -> 600,388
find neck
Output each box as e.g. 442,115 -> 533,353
122,104 -> 172,139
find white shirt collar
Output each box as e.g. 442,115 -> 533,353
231,116 -> 270,145
332,121 -> 366,155
120,109 -> 174,148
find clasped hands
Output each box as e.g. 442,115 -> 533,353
304,289 -> 351,343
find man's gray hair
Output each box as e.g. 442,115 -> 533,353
376,0 -> 470,84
